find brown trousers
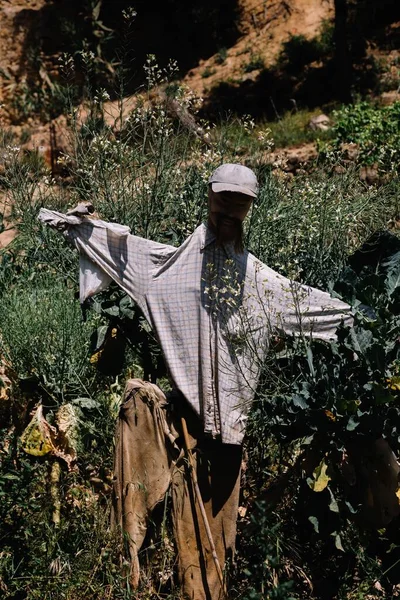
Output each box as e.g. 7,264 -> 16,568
111,379 -> 242,600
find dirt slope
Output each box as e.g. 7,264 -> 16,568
0,0 -> 47,122
0,0 -> 333,125
184,0 -> 333,98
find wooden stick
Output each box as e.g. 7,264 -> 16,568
180,417 -> 227,597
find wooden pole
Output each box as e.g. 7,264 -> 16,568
180,417 -> 227,598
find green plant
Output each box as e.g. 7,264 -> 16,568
215,47 -> 228,65
0,275 -> 98,403
316,21 -> 335,57
201,65 -> 217,78
277,23 -> 334,75
247,170 -> 396,288
322,101 -> 400,172
242,230 -> 400,595
11,80 -> 80,123
243,53 -> 265,73
237,505 -> 295,599
0,423 -> 128,600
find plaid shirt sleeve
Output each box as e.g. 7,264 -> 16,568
253,260 -> 353,341
38,209 -> 175,315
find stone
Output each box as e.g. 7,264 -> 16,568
342,142 -> 360,161
359,164 -> 379,185
380,91 -> 400,106
309,114 -> 331,131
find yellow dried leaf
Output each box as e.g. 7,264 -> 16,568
90,349 -> 102,365
396,488 -> 400,504
20,405 -> 56,456
309,458 -> 331,492
20,403 -> 79,471
325,410 -> 336,421
387,377 -> 400,391
56,404 -> 79,450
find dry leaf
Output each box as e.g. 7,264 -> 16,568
387,377 -> 400,391
53,404 -> 79,470
20,403 -> 79,470
309,458 -> 331,492
325,410 -> 336,421
20,405 -> 56,456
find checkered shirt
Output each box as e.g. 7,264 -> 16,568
39,209 -> 353,445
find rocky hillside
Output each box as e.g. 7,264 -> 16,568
182,0 -> 334,100
1,0 -> 400,126
0,0 -> 334,125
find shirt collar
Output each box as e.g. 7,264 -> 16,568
200,222 -> 216,251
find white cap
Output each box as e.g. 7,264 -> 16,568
208,163 -> 258,198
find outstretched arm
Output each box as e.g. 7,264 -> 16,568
38,208 -> 175,316
253,261 -> 353,343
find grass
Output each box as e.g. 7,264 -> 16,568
0,276 -> 97,401
209,109 -> 334,155
264,108 -> 334,148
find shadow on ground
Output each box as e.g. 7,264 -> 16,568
13,0 -> 241,94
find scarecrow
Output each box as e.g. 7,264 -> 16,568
39,164 -> 352,599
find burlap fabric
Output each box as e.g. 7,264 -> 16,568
111,379 -> 242,599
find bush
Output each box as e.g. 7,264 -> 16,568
243,53 -> 265,73
215,47 -> 228,65
243,230 -> 400,597
324,101 -> 400,173
277,24 -> 334,75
